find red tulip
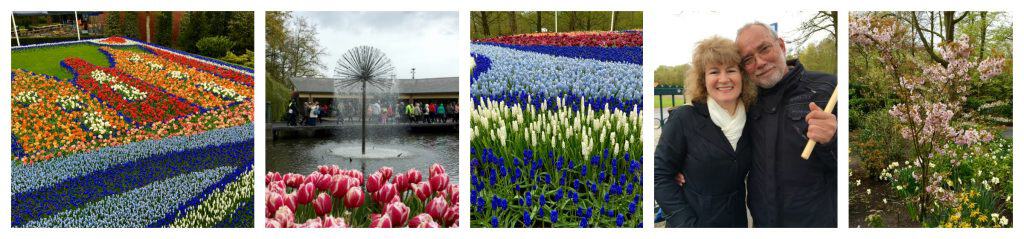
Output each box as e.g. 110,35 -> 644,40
447,185 -> 460,202
429,163 -> 445,178
265,218 -> 283,228
267,181 -> 286,195
296,182 -> 316,205
419,220 -> 440,228
366,172 -> 384,193
374,182 -> 398,206
394,173 -> 410,193
284,173 -> 305,188
344,187 -> 365,209
425,196 -> 448,221
413,182 -> 432,202
313,192 -> 332,216
378,167 -> 394,182
408,213 -> 434,228
406,168 -> 423,183
384,202 -> 411,227
370,214 -> 393,228
342,170 -> 364,186
429,174 -> 449,194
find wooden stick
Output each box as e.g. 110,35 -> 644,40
801,87 -> 839,160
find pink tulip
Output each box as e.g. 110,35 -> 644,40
266,172 -> 282,185
266,192 -> 285,218
429,163 -> 445,178
429,174 -> 449,194
375,182 -> 398,206
313,192 -> 332,216
366,172 -> 384,193
298,218 -> 322,228
265,218 -> 283,228
309,172 -> 333,191
443,204 -> 459,227
296,182 -> 316,205
273,206 -> 295,228
379,167 -> 394,182
394,173 -> 410,193
267,181 -> 286,195
406,168 -> 423,183
342,170 -> 364,186
370,214 -> 393,228
319,165 -> 341,176
413,182 -> 432,202
330,175 -> 355,199
385,202 -> 411,227
447,185 -> 459,202
284,173 -> 305,188
425,196 -> 448,221
283,193 -> 297,213
408,213 -> 434,228
419,220 -> 440,228
344,187 -> 365,209
321,215 -> 349,228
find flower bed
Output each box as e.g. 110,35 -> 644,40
470,31 -> 643,228
476,31 -> 642,47
265,164 -> 459,228
11,36 -> 255,228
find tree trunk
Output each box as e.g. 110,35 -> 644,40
508,11 -> 517,35
978,12 -> 988,60
480,12 -> 491,36
943,11 -> 955,43
536,11 -> 542,32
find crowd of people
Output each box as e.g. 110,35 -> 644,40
284,97 -> 458,126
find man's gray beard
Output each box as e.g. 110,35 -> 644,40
754,71 -> 783,89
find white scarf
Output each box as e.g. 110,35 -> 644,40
707,99 -> 745,150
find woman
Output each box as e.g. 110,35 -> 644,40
654,36 -> 757,227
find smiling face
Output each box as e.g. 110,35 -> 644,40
737,24 -> 788,89
703,63 -> 743,107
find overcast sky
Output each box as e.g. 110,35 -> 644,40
295,11 -> 459,79
650,11 -> 831,66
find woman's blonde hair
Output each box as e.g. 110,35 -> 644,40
684,36 -> 757,107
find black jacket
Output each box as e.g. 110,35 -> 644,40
655,102 -> 752,228
747,59 -> 837,228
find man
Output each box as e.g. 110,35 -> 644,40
736,22 -> 837,228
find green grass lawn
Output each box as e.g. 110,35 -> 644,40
12,43 -> 149,79
654,95 -> 687,108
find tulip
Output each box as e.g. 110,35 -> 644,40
413,182 -> 432,202
313,192 -> 332,216
296,182 -> 316,205
425,196 -> 448,221
344,187 -> 364,209
385,202 -> 411,227
366,172 -> 384,193
298,218 -> 322,228
408,213 -> 434,228
321,215 -> 349,228
274,206 -> 295,228
378,167 -> 394,182
374,182 -> 398,207
443,204 -> 459,227
330,175 -> 354,199
283,193 -> 297,213
429,174 -> 449,194
309,171 -> 332,191
370,214 -> 393,228
406,168 -> 423,183
266,192 -> 285,218
284,173 -> 305,188
265,218 -> 283,228
429,163 -> 445,178
394,173 -> 410,193
419,220 -> 440,228
446,184 -> 459,202
267,181 -> 286,195
265,172 -> 282,185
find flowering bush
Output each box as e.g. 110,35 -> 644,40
11,37 -> 255,228
850,13 -> 1012,227
265,164 -> 459,228
470,31 -> 642,228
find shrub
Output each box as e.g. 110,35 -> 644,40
195,36 -> 235,58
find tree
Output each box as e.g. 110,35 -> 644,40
122,12 -> 139,39
104,12 -> 123,36
155,12 -> 174,47
791,11 -> 838,49
333,46 -> 395,155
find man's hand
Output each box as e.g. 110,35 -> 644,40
806,102 -> 837,144
675,173 -> 686,186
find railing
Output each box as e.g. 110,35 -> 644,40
654,86 -> 685,127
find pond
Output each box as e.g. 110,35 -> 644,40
266,129 -> 459,182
